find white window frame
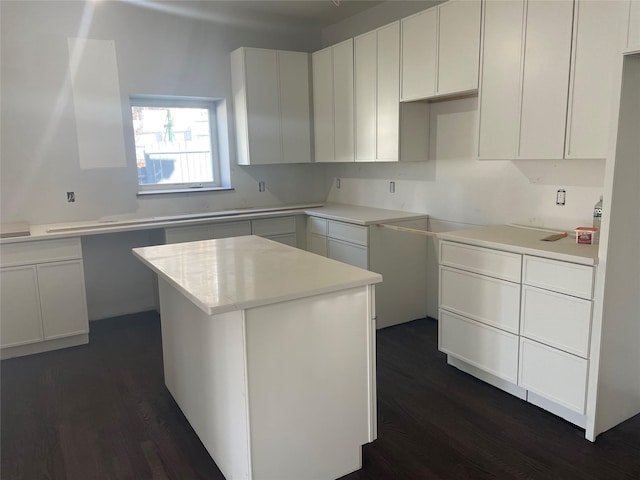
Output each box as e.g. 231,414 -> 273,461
130,95 -> 229,194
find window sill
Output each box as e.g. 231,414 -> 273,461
137,186 -> 235,196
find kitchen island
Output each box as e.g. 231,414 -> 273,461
132,235 -> 382,480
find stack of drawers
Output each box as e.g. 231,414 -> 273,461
438,240 -> 595,423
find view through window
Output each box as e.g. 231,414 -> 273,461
131,97 -> 221,191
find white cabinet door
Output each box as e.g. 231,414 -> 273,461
328,238 -> 368,270
231,48 -> 311,165
437,0 -> 481,96
0,266 -> 43,347
244,48 -> 281,165
440,266 -> 521,334
312,47 -> 334,163
38,261 -> 89,340
376,22 -> 400,161
308,234 -> 328,257
566,0 -> 628,159
439,309 -> 520,383
313,40 -> 354,163
333,39 -> 355,163
628,0 -> 640,50
278,51 -> 312,164
521,285 -> 593,357
212,221 -> 251,239
355,30 -> 377,162
518,0 -> 574,159
401,8 -> 437,101
477,0 -> 525,159
519,338 -> 589,414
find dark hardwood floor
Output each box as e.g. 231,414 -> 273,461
2,313 -> 639,480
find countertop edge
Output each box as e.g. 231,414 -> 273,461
437,229 -> 598,266
1,203 -> 429,243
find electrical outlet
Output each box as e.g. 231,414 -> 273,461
390,181 -> 395,193
336,178 -> 341,189
556,189 -> 566,206
67,191 -> 75,203
258,181 -> 265,192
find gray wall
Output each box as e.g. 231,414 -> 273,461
0,0 -> 325,226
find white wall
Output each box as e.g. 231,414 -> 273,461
324,97 -> 606,231
0,0 -> 325,226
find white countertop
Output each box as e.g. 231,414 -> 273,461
438,224 -> 599,265
132,235 -> 382,316
307,203 -> 428,225
1,203 -> 428,244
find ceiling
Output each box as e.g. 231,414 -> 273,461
126,0 -> 388,29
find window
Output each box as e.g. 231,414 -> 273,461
130,96 -> 229,193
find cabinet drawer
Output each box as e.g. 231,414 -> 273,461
440,241 -> 521,282
1,238 -> 82,267
211,221 -> 251,239
263,233 -> 297,247
328,221 -> 368,246
308,234 -> 327,257
328,238 -> 368,270
165,224 -> 212,244
439,266 -> 520,334
252,216 -> 296,236
521,285 -> 592,358
308,216 -> 327,235
439,309 -> 519,384
519,338 -> 588,414
523,256 -> 594,299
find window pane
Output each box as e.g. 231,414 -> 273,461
132,105 -> 214,186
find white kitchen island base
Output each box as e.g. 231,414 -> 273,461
133,236 -> 381,480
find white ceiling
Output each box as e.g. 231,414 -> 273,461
127,0 -> 387,29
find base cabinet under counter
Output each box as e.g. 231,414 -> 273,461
0,238 -> 89,359
438,238 -> 596,430
307,215 -> 428,329
164,216 -> 299,247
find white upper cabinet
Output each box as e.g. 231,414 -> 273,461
401,0 -> 481,102
401,8 -> 437,101
477,0 -> 524,159
479,0 -> 626,160
376,23 -> 401,161
518,0 -> 573,160
437,0 -> 482,97
355,29 -> 379,161
628,0 -> 640,51
312,39 -> 354,163
354,20 -> 429,163
231,47 -> 312,165
565,0 -> 628,159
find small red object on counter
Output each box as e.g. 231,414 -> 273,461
575,227 -> 598,245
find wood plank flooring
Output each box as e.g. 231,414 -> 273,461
2,313 -> 639,480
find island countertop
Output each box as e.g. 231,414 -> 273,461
132,235 -> 382,315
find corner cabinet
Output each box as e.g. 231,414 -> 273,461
307,215 -> 428,329
164,217 -> 299,248
438,239 -> 597,433
401,0 -> 481,102
478,0 -> 628,160
312,39 -> 355,163
0,238 -> 89,359
230,47 -> 312,165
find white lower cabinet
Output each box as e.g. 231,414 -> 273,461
439,240 -> 596,427
519,338 -> 589,414
307,215 -> 428,329
439,309 -> 519,383
0,238 -> 89,358
164,217 -> 298,247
